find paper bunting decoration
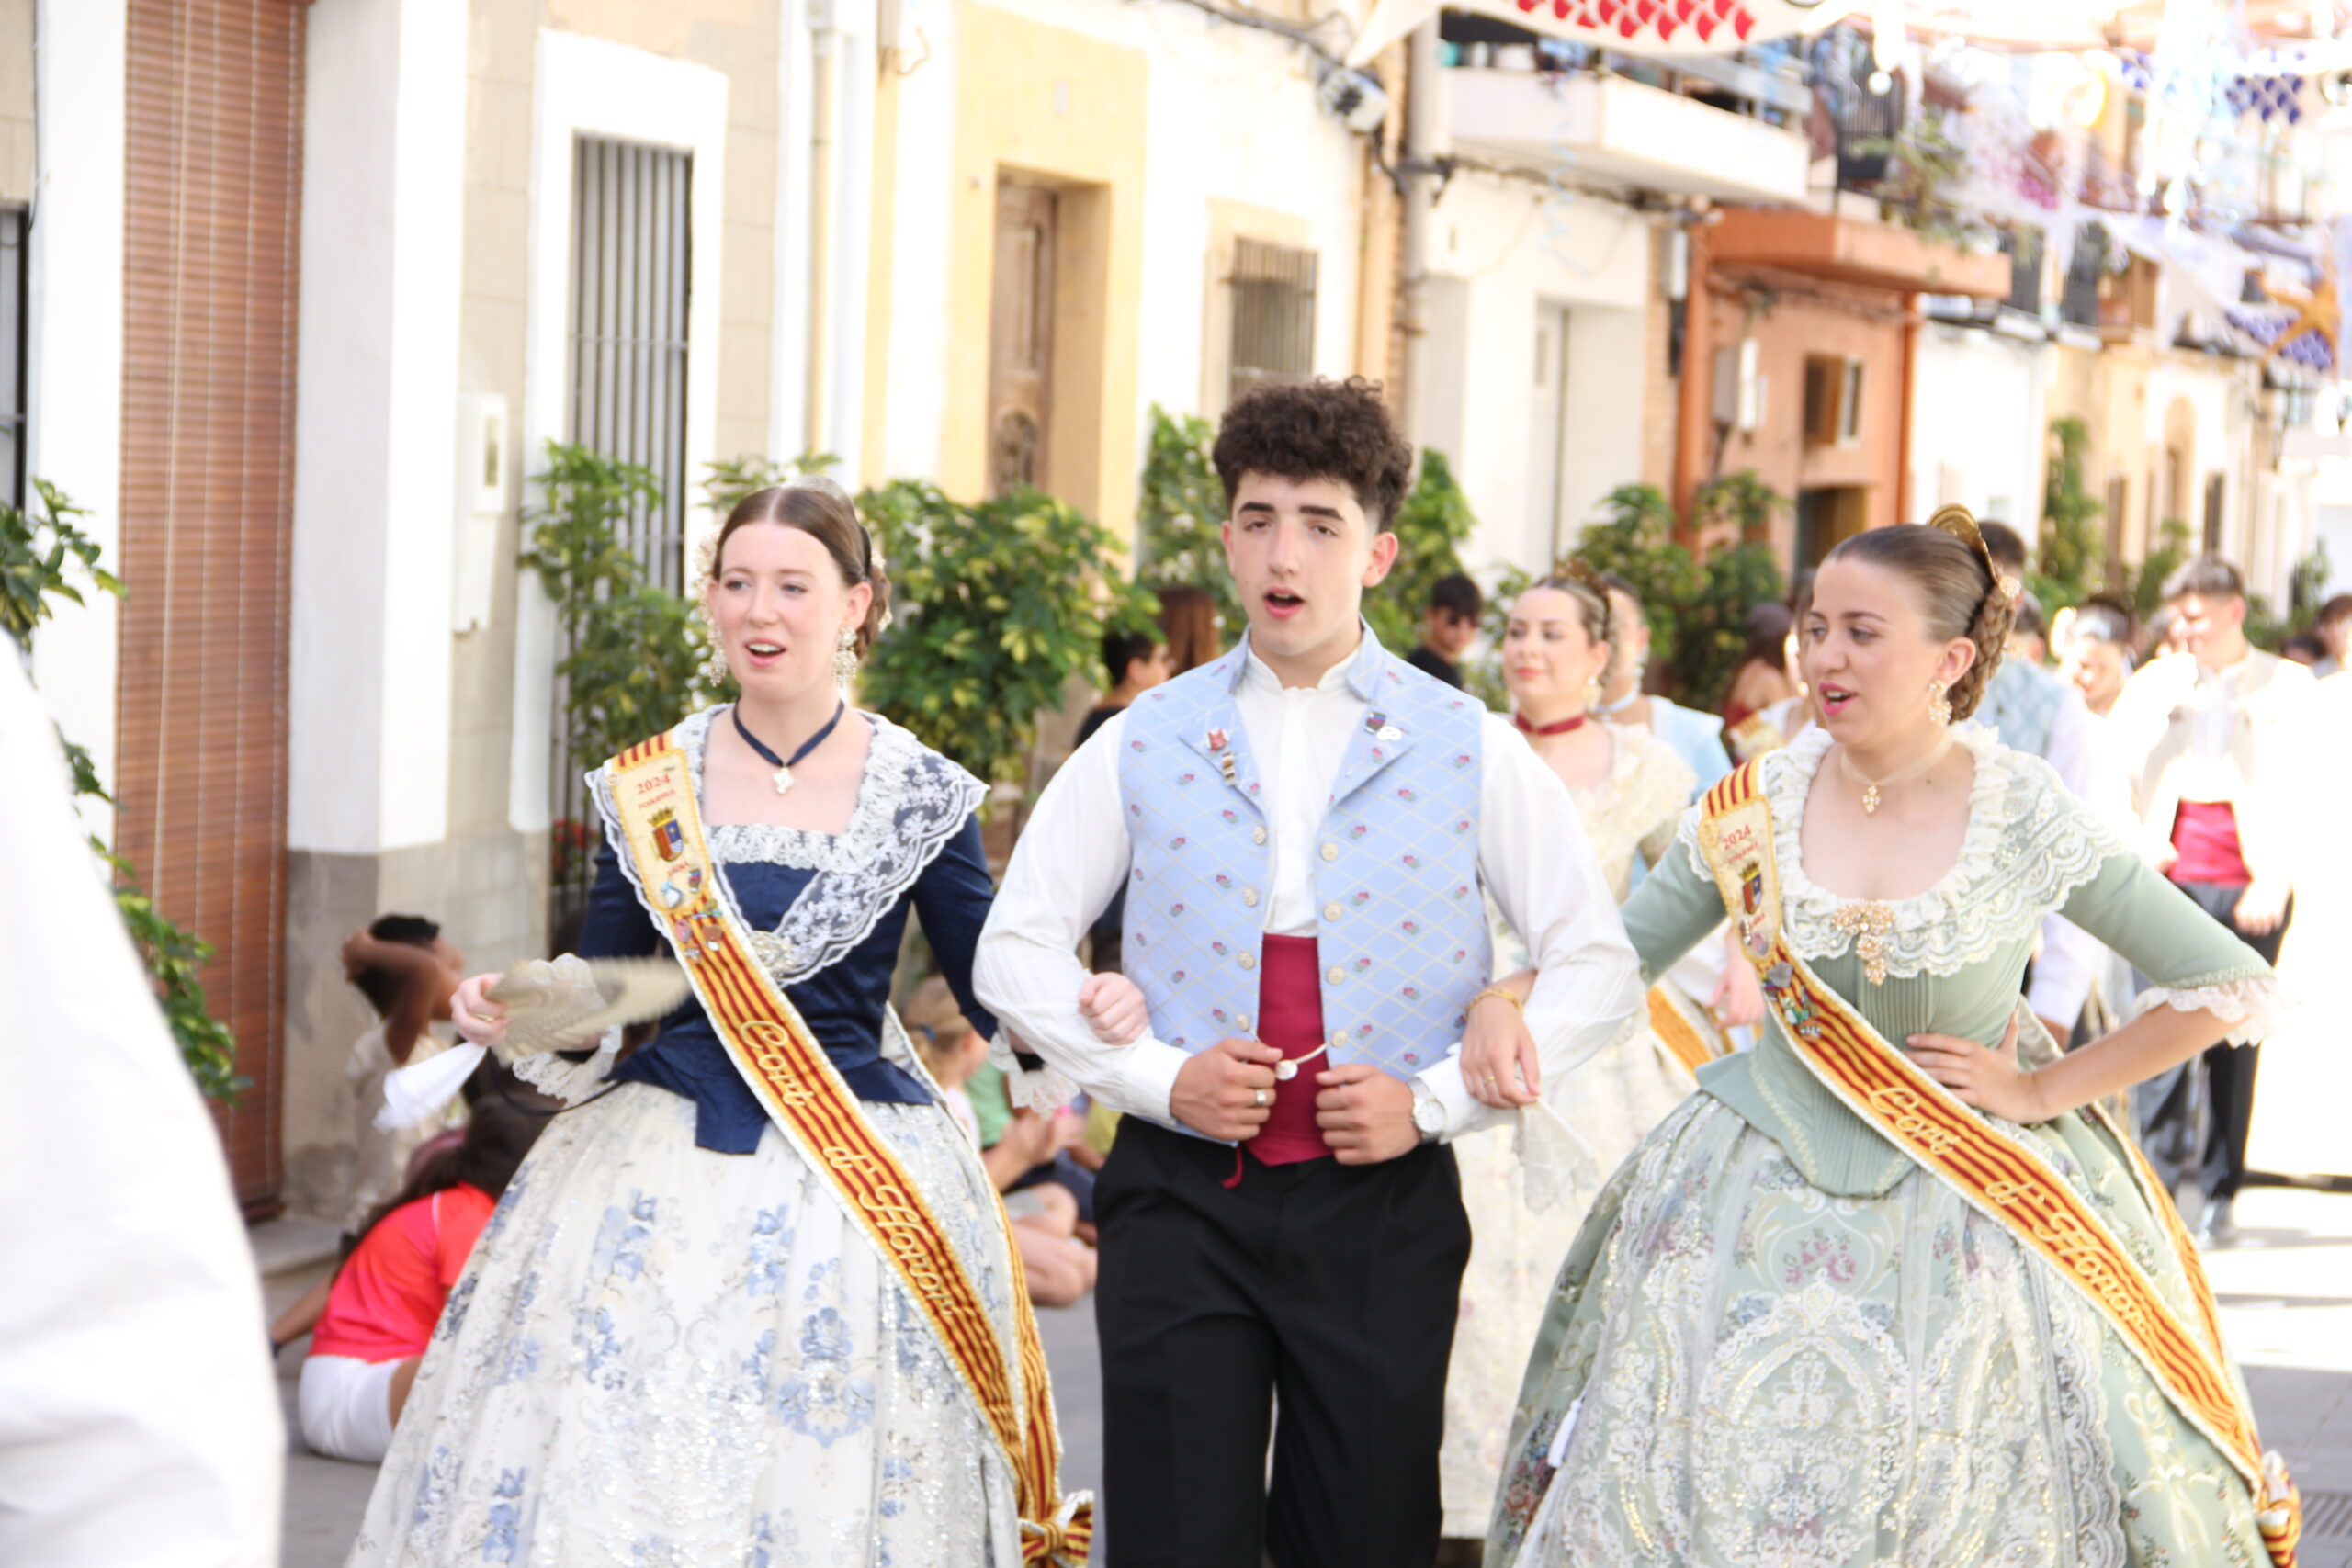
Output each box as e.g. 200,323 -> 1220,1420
1347,0 -> 1858,65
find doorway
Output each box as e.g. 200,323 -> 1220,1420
989,179 -> 1057,497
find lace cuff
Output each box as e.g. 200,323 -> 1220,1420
502,955 -> 627,1103
509,1028 -> 624,1103
2129,975 -> 2290,1047
1514,1100 -> 1605,1213
989,1028 -> 1082,1114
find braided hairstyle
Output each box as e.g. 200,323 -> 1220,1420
1821,505 -> 2016,722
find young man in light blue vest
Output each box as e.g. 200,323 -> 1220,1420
977,378 -> 1643,1568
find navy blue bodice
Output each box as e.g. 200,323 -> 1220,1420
575,711 -> 1000,1155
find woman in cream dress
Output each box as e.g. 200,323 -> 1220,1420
1437,570 -> 1702,1539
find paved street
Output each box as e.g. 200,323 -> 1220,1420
270,1179 -> 2352,1565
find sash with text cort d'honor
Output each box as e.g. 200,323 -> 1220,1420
604,731 -> 1091,1566
1694,761 -> 2301,1568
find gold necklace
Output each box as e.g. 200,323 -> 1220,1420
1835,734 -> 1955,816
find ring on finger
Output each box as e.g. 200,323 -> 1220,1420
1252,1088 -> 1268,1109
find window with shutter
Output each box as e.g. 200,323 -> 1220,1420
119,0 -> 308,1211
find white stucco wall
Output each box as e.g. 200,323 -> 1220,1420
287,0 -> 468,856
1416,173 -> 1651,575
1908,322 -> 2050,534
25,0 -> 128,827
879,0 -> 1366,492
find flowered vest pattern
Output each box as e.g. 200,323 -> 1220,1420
1979,657 -> 2064,759
1116,637 -> 1489,1132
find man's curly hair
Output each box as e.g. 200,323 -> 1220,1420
1211,376 -> 1414,529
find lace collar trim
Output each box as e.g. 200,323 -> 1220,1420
589,705 -> 986,986
683,705 -> 910,872
1681,723 -> 2123,979
1770,724 -> 2009,919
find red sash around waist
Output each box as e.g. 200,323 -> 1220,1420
1250,934 -> 1331,1167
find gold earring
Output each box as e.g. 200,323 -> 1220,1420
1927,680 -> 1952,726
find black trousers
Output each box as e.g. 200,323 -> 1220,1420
1092,1117 -> 1472,1568
2170,880 -> 2290,1201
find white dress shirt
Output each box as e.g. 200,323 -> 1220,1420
975,641 -> 1645,1142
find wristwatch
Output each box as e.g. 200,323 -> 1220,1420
1408,1078 -> 1446,1143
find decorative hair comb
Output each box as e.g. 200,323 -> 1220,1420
1923,504 -> 2015,604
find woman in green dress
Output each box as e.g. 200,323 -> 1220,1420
1461,511 -> 2294,1568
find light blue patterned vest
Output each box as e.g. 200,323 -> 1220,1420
1116,634 -> 1489,1132
1978,657 -> 2064,758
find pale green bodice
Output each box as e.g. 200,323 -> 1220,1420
1622,726 -> 2280,1196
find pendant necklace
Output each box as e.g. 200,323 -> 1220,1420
1837,733 -> 1955,816
1513,711 -> 1589,737
732,700 -> 847,796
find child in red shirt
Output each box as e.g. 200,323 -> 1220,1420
286,1092 -> 541,1461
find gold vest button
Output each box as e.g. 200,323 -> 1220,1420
1326,966 -> 1345,985
1319,842 -> 1339,862
1243,888 -> 1260,908
1251,827 -> 1268,845
1238,953 -> 1256,970
1324,902 -> 1343,921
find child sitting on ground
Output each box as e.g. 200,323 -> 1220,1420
905,978 -> 1098,1308
271,1089 -> 545,1462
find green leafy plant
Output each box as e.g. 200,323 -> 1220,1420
1679,472 -> 1790,705
1134,406 -> 1241,647
1365,450 -> 1477,660
1,481 -> 242,1102
1555,476 -> 1787,711
2033,417 -> 2105,611
1679,541 -> 1787,713
2,479 -> 121,651
1574,482 -> 1704,694
701,451 -> 842,524
522,442 -> 714,773
858,481 -> 1158,804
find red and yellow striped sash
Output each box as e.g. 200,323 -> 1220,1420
1646,985 -> 1726,1076
1696,761 -> 2299,1567
605,733 -> 1090,1566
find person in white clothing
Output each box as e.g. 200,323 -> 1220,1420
0,645 -> 282,1568
2106,553 -> 2313,1240
976,378 -> 1643,1568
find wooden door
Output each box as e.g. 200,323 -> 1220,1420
988,181 -> 1057,497
120,0 -> 308,1213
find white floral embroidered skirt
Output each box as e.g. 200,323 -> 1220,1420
1438,1027 -> 1696,1538
1486,1095 -> 2270,1568
345,1083 -> 1023,1568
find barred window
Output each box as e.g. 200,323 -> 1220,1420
567,135 -> 692,592
552,136 -> 693,926
1228,239 -> 1317,407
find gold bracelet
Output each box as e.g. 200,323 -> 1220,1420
1468,987 -> 1524,1014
